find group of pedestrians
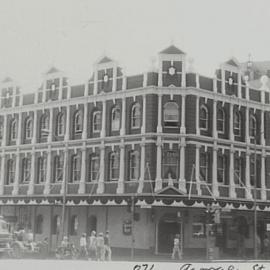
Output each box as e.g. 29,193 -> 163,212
79,230 -> 112,261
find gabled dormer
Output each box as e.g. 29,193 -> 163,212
1,77 -> 20,108
89,55 -> 123,95
38,67 -> 68,103
158,45 -> 186,87
216,57 -> 243,98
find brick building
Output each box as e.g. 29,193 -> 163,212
0,45 -> 270,258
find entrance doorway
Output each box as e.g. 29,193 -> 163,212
158,216 -> 182,254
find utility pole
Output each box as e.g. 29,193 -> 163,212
131,195 -> 135,260
253,135 -> 258,260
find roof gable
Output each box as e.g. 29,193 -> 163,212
98,56 -> 113,64
46,67 -> 60,74
157,185 -> 185,195
225,58 -> 240,67
160,45 -> 185,55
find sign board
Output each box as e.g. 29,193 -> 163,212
122,219 -> 132,235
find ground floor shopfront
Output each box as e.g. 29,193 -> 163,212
1,201 -> 270,259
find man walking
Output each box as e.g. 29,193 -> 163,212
104,231 -> 112,261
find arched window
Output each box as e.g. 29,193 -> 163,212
54,154 -> 63,182
131,103 -> 141,129
70,215 -> 79,236
37,155 -> 47,184
22,157 -> 31,182
0,121 -> 3,140
129,151 -> 140,180
111,107 -> 120,131
250,154 -> 256,186
87,215 -> 97,236
52,215 -> 61,235
25,117 -> 33,139
217,108 -> 225,133
10,119 -> 17,140
249,115 -> 257,138
234,111 -> 242,136
74,110 -> 83,134
109,152 -> 119,180
89,154 -> 99,181
7,159 -> 15,185
162,150 -> 178,179
40,114 -> 49,138
217,155 -> 226,183
56,112 -> 65,136
199,105 -> 208,130
163,102 -> 179,127
35,215 -> 43,234
72,154 -> 81,182
92,111 -> 101,132
199,152 -> 209,181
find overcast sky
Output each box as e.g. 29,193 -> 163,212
0,0 -> 270,92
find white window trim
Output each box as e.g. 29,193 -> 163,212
92,111 -> 101,133
56,112 -> 65,136
217,108 -> 225,134
163,101 -> 179,127
109,152 -> 119,181
199,105 -> 209,131
131,103 -> 141,129
111,107 -> 121,132
90,155 -> 99,181
129,151 -> 140,181
25,117 -> 33,139
233,111 -> 242,137
74,110 -> 83,134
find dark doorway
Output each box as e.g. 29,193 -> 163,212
158,219 -> 182,253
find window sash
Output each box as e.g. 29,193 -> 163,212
131,105 -> 141,128
111,109 -> 120,131
199,107 -> 208,130
22,159 -> 31,182
74,112 -> 82,132
72,155 -> 81,182
110,153 -> 119,180
90,156 -> 99,181
11,121 -> 17,140
234,157 -> 243,185
217,156 -> 225,183
7,160 -> 15,185
38,157 -> 46,183
55,156 -> 63,182
130,152 -> 139,180
93,112 -> 101,132
57,114 -> 65,136
200,153 -> 209,181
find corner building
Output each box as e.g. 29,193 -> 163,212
0,45 -> 270,258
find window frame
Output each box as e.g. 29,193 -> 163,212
199,105 -> 209,131
74,110 -> 83,134
25,117 -> 33,140
131,103 -> 141,129
249,115 -> 257,139
71,154 -> 81,182
111,107 -> 121,132
7,158 -> 15,185
89,154 -> 99,181
217,155 -> 226,184
10,119 -> 17,141
163,102 -> 179,127
40,114 -> 49,138
162,150 -> 178,180
217,108 -> 225,134
234,111 -> 242,137
92,111 -> 101,133
54,155 -> 63,182
199,152 -> 209,181
37,156 -> 47,184
56,112 -> 65,136
109,152 -> 119,181
22,157 -> 31,183
129,151 -> 140,180
234,156 -> 243,186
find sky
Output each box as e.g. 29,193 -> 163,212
0,0 -> 270,92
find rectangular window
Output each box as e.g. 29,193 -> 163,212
90,155 -> 99,181
72,155 -> 81,182
217,155 -> 225,183
22,158 -> 31,182
200,152 -> 209,181
38,157 -> 46,183
162,150 -> 178,179
234,156 -> 243,185
130,152 -> 140,180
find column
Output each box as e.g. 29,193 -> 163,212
67,85 -> 71,99
158,59 -> 162,87
195,73 -> 200,88
181,60 -> 186,87
93,69 -> 98,95
84,81 -> 88,97
221,68 -> 225,94
47,108 -> 53,142
229,103 -> 234,141
245,149 -> 252,199
112,65 -> 117,92
97,144 -> 105,194
154,137 -> 162,192
12,88 -> 16,107
78,148 -> 86,194
261,111 -> 265,145
229,147 -> 236,198
237,73 -> 242,98
16,113 -> 22,145
180,95 -> 186,134
64,105 -> 70,141
122,75 -> 127,90
2,114 -> 7,147
27,151 -> 35,195
117,143 -> 125,194
120,98 -> 126,136
44,149 -> 52,195
59,77 -> 63,100
157,94 -> 162,133
196,96 -> 200,135
212,145 -> 219,197
12,151 -> 20,195
137,140 -> 145,193
246,83 -> 250,100
213,100 -> 217,138
195,144 -> 201,195
261,152 -> 266,200
245,107 -> 250,144
101,100 -> 106,138
32,110 -> 37,144
0,153 -> 5,195
178,140 -> 187,193
60,148 -> 68,195
213,76 -> 217,93
141,95 -> 146,134
42,81 -> 46,103
143,72 -> 147,87
82,103 -> 88,140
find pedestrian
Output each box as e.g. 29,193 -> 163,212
88,230 -> 97,260
171,234 -> 182,260
104,231 -> 112,261
96,232 -> 105,261
79,233 -> 88,259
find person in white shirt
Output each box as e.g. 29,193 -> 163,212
79,233 -> 88,258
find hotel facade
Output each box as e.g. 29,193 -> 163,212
0,45 -> 270,257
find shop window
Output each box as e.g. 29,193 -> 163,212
192,222 -> 205,238
163,102 -> 178,127
70,215 -> 79,236
35,215 -> 43,234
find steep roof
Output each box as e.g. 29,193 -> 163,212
225,58 -> 239,67
46,66 -> 60,74
98,56 -> 113,64
160,45 -> 185,55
